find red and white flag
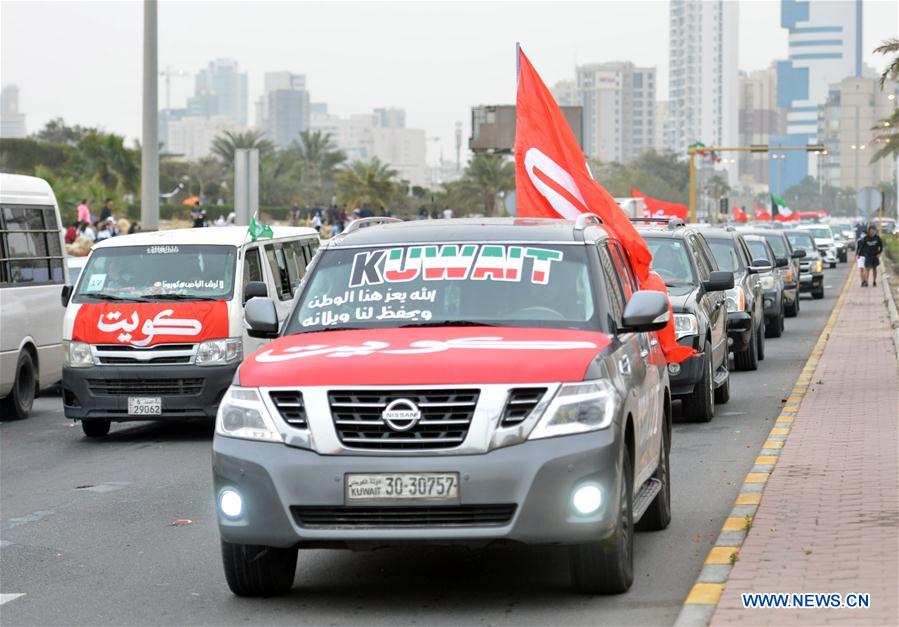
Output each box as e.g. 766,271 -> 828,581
514,47 -> 693,363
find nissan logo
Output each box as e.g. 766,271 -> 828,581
382,399 -> 422,432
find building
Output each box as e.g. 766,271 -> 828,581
261,72 -> 310,148
575,62 -> 655,163
371,127 -> 427,186
159,107 -> 188,152
654,100 -> 669,153
738,66 -> 786,188
818,76 -> 898,191
771,0 -> 861,193
1,85 -> 26,138
166,116 -> 244,161
667,0 -> 739,182
551,80 -> 578,107
187,59 -> 248,125
374,107 -> 406,129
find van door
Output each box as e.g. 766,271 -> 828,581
263,239 -> 310,324
241,245 -> 268,353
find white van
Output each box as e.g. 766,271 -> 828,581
0,173 -> 68,419
61,225 -> 319,436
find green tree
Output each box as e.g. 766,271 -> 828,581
588,149 -> 690,204
291,130 -> 346,200
874,38 -> 899,88
32,117 -> 99,145
459,154 -> 515,216
336,158 -> 397,208
72,132 -> 140,193
210,130 -> 274,167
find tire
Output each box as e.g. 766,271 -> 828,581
682,342 -> 714,422
829,262 -> 837,269
222,540 -> 298,597
82,419 -> 111,437
714,367 -> 730,404
757,319 -> 766,361
636,419 -> 671,532
766,305 -> 784,339
569,446 -> 634,594
734,324 -> 759,371
812,286 -> 824,300
785,297 -> 798,318
0,351 -> 36,420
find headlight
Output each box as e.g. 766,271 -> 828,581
674,313 -> 698,339
759,274 -> 775,290
529,380 -> 618,440
63,340 -> 94,367
196,338 -> 242,366
215,387 -> 283,442
725,286 -> 746,313
814,260 -> 823,273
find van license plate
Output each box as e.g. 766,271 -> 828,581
346,473 -> 459,500
128,397 -> 162,416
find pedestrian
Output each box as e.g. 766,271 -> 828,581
128,221 -> 142,234
99,198 -> 114,223
442,206 -> 454,220
96,218 -> 114,241
430,207 -> 440,220
856,224 -> 884,287
191,201 -> 207,228
214,214 -> 226,226
77,199 -> 91,224
312,210 -> 323,232
290,203 -> 301,226
65,221 -> 78,245
79,221 -> 96,242
418,206 -> 428,220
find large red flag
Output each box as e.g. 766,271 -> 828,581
514,48 -> 693,363
754,204 -> 772,221
631,188 -> 688,220
733,206 -> 749,223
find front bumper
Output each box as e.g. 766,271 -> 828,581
63,363 -> 236,420
727,311 -> 753,352
798,273 -> 824,293
213,430 -> 624,548
668,337 -> 704,396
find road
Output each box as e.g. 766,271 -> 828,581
0,263 -> 849,626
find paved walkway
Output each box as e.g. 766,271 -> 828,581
711,279 -> 899,626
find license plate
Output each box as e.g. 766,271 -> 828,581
128,397 -> 161,416
346,473 -> 459,501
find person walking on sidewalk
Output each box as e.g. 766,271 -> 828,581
856,224 -> 884,287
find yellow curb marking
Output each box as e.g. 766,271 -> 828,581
755,456 -> 778,465
776,416 -> 794,423
770,427 -> 790,436
763,440 -> 784,449
736,493 -> 762,505
787,395 -> 803,403
745,472 -> 769,483
722,516 -> 751,531
685,583 -> 726,605
705,546 -> 739,565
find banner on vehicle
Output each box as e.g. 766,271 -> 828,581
72,301 -> 229,347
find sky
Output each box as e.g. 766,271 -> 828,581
2,0 -> 897,165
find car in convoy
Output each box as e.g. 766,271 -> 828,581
636,220 -> 733,422
61,225 -> 320,437
0,173 -> 68,419
785,229 -> 825,300
797,224 -> 838,268
698,228 -> 767,371
214,216 -> 673,596
738,229 -> 803,318
744,235 -> 786,338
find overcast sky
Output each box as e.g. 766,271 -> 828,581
2,0 -> 897,164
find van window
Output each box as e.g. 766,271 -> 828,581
265,245 -> 292,300
597,244 -> 625,327
264,240 -> 313,301
243,247 -> 263,288
0,205 -> 64,286
608,241 -> 637,297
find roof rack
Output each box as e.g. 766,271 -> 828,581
342,216 -> 403,235
573,213 -> 602,231
630,216 -> 686,230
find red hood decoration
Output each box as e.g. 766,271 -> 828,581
239,327 -> 612,387
72,301 -> 229,347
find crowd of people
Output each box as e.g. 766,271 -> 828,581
65,198 -> 143,254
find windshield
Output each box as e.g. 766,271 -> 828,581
762,234 -> 788,257
645,237 -> 696,286
706,239 -> 743,273
804,227 -> 833,239
786,232 -> 815,250
285,244 -> 598,333
73,244 -> 237,302
747,240 -> 773,263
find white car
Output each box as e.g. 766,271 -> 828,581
798,225 -> 838,268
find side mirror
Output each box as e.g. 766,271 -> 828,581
775,257 -> 789,268
244,297 -> 279,339
61,285 -> 73,307
791,249 -> 806,259
749,258 -> 773,274
621,291 -> 670,332
702,270 -> 734,292
243,280 -> 268,305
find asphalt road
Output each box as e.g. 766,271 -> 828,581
0,263 -> 850,626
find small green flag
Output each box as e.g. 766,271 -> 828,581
248,215 -> 273,241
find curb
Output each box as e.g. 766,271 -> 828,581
672,269 -> 854,627
882,273 -> 899,369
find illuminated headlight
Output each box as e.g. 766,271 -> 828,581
725,286 -> 746,312
63,340 -> 94,367
759,274 -> 775,290
196,338 -> 242,366
529,380 -> 618,440
219,489 -> 242,518
814,260 -> 823,273
215,387 -> 283,442
674,313 -> 698,339
572,483 -> 603,515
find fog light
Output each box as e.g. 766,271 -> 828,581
668,363 -> 681,375
220,489 -> 242,518
572,484 -> 602,515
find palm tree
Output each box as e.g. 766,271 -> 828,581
72,132 -> 140,193
210,130 -> 274,167
461,154 -> 515,216
870,38 -> 899,163
874,38 -> 899,88
289,130 -> 346,201
336,158 -> 397,208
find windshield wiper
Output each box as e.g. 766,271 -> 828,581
398,320 -> 499,328
83,293 -> 150,303
141,293 -> 218,301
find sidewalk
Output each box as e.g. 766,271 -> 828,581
710,278 -> 899,626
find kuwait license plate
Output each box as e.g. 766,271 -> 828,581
128,397 -> 162,416
346,473 -> 459,501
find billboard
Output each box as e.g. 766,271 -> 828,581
469,105 -> 583,153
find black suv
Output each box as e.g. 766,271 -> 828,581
697,228 -> 767,371
785,230 -> 825,299
739,229 -> 804,318
637,220 -> 733,422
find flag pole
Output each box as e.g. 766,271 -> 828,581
515,42 -> 521,85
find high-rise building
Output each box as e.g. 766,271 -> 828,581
551,80 -> 578,107
187,59 -> 248,125
575,62 -> 655,163
1,85 -> 27,138
373,107 -> 406,129
668,0 -> 739,182
738,66 -> 786,189
166,116 -> 245,161
818,76 -> 898,191
261,72 -> 310,148
771,0 -> 861,193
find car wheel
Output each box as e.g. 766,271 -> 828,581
734,323 -> 759,371
0,351 -> 36,420
569,446 -> 634,594
81,419 -> 111,437
221,540 -> 298,597
812,286 -> 824,299
757,319 -> 766,361
636,418 -> 671,532
785,296 -> 798,318
682,342 -> 714,422
714,366 -> 730,404
766,307 -> 784,339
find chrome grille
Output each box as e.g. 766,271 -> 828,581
328,389 -> 479,450
87,378 -> 203,396
94,343 -> 195,365
292,504 -> 516,528
269,391 -> 308,428
500,388 -> 547,427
